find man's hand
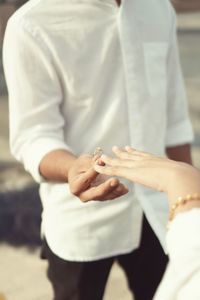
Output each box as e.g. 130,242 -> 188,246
68,154 -> 128,202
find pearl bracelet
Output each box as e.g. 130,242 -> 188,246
169,193 -> 200,222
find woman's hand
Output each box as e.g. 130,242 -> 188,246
94,146 -> 200,207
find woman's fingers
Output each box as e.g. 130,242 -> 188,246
94,164 -> 134,181
112,146 -> 136,160
94,163 -> 163,191
112,146 -> 150,161
94,146 -> 178,194
100,155 -> 135,168
125,146 -> 150,157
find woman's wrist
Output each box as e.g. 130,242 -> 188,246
166,161 -> 200,225
173,199 -> 200,218
169,194 -> 200,221
167,163 -> 200,206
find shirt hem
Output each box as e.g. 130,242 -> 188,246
44,237 -> 140,262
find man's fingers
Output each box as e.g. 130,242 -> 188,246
70,168 -> 99,195
78,177 -> 123,202
78,178 -> 118,202
103,183 -> 129,200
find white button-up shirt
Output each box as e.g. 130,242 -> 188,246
3,0 -> 193,261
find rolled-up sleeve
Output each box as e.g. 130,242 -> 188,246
3,16 -> 71,182
165,10 -> 194,147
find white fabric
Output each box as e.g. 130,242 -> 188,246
154,209 -> 200,300
3,0 -> 193,260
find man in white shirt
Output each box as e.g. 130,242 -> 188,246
3,0 -> 193,299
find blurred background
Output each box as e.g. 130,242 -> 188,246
0,1 -> 200,299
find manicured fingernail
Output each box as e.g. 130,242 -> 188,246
97,159 -> 105,166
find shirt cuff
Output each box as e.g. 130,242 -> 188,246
22,137 -> 72,183
165,119 -> 194,147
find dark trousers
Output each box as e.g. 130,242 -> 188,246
41,215 -> 168,300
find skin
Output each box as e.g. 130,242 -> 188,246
94,146 -> 200,217
39,143 -> 192,203
39,149 -> 128,202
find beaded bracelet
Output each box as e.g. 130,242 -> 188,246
169,193 -> 200,222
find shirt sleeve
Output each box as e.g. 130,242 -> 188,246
167,208 -> 200,259
154,209 -> 200,300
165,9 -> 194,147
3,16 -> 71,182
167,209 -> 200,299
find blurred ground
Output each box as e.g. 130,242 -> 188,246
0,11 -> 200,300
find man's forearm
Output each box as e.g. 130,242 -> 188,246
39,149 -> 77,182
166,143 -> 192,164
